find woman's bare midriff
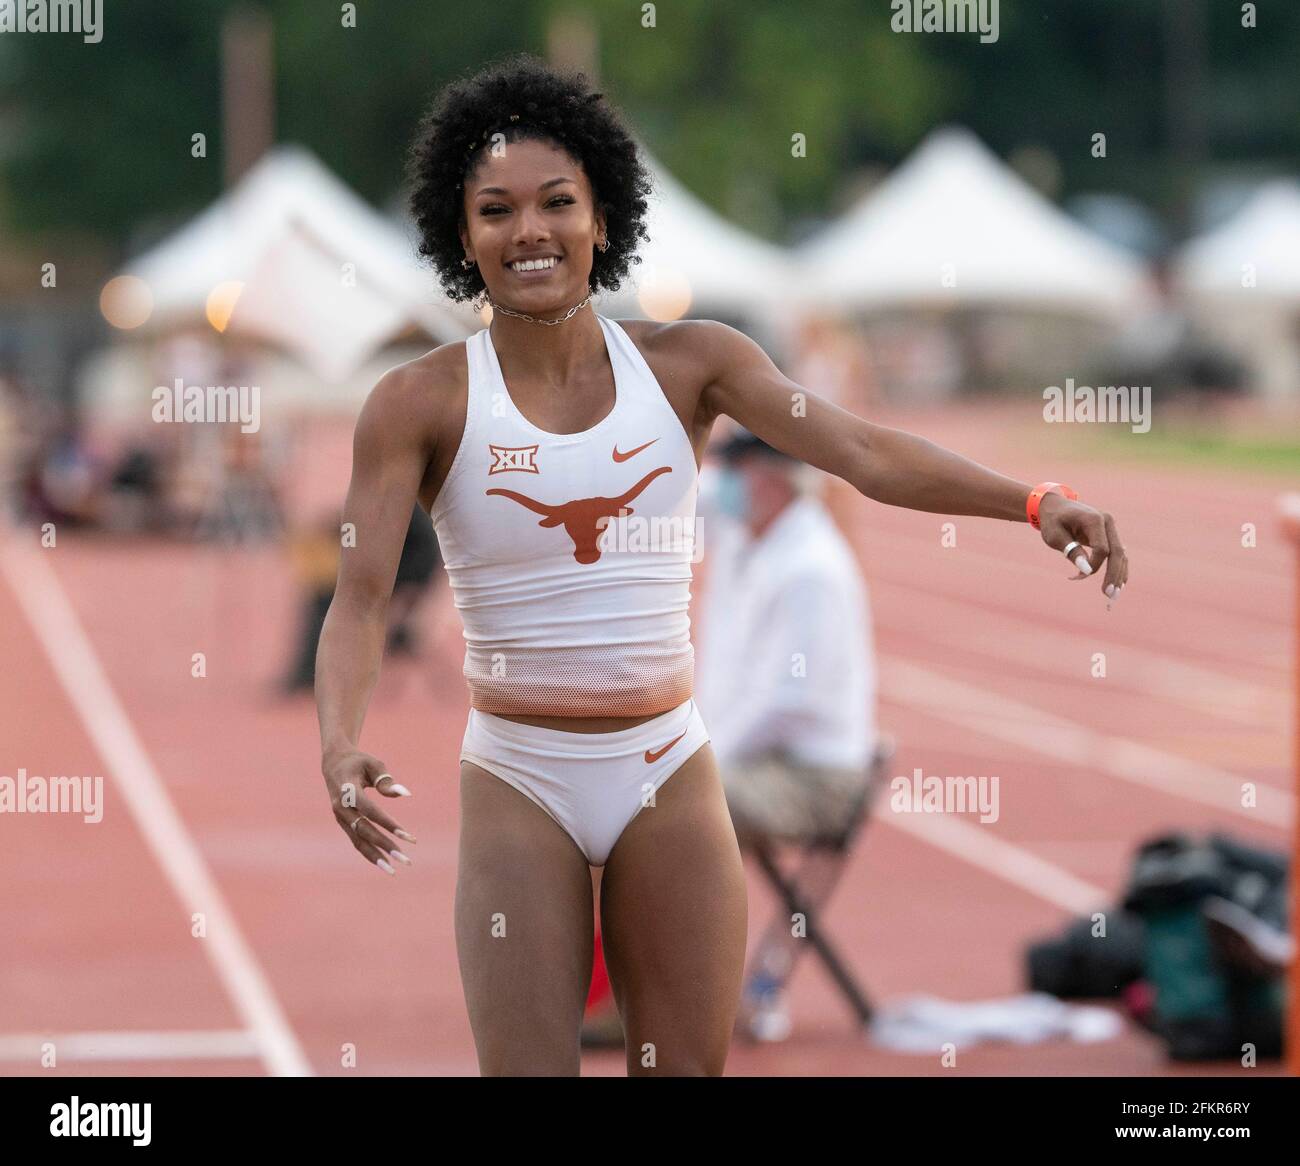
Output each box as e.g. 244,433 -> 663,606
491,710 -> 665,733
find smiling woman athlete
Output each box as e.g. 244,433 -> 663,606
314,54 -> 1129,1077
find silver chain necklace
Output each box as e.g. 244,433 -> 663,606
486,294 -> 592,326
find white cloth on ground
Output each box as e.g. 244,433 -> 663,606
868,992 -> 1123,1053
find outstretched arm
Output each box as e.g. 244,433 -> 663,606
698,322 -> 1129,597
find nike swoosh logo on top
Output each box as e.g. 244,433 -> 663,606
613,438 -> 658,462
644,730 -> 688,764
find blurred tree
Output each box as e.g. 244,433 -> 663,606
0,2 -> 223,248
0,0 -> 1297,261
586,0 -> 951,235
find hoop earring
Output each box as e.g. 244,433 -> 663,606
461,256 -> 475,269
596,239 -> 609,253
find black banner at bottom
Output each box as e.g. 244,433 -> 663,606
0,1072 -> 1292,1153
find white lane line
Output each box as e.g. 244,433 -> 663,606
867,576 -> 1284,727
881,811 -> 1110,915
0,544 -> 313,1078
881,655 -> 1291,826
0,1030 -> 259,1062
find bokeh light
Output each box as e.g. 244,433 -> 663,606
206,281 -> 245,332
99,275 -> 153,330
637,267 -> 692,321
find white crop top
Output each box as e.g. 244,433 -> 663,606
429,314 -> 699,717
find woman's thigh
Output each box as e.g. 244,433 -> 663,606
599,742 -> 748,1076
455,760 -> 595,1076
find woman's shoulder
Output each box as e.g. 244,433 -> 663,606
613,316 -> 733,354
367,339 -> 469,415
355,339 -> 469,449
377,338 -> 469,397
611,317 -> 746,385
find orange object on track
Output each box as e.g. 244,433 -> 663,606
585,929 -> 613,1012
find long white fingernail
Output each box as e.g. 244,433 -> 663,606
389,784 -> 412,797
1074,557 -> 1092,575
390,850 -> 412,865
395,829 -> 417,843
1104,583 -> 1116,599
377,859 -> 396,876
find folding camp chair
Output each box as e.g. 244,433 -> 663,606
745,734 -> 895,1028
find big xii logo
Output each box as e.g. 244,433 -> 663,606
488,444 -> 541,474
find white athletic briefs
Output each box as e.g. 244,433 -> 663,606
460,697 -> 710,866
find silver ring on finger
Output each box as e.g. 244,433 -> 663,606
373,773 -> 394,790
1063,541 -> 1081,559
351,816 -> 366,833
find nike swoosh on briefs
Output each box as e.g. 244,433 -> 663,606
613,438 -> 658,462
644,730 -> 688,764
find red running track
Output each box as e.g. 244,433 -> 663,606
0,401 -> 1290,1076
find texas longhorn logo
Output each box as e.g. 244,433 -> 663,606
488,444 -> 540,474
487,466 -> 672,564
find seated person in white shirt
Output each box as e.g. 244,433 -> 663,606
697,428 -> 877,847
696,429 -> 877,1041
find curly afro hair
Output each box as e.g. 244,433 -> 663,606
406,53 -> 654,304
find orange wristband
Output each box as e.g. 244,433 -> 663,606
1026,481 -> 1078,530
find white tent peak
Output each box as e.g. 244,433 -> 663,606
1175,179 -> 1300,297
120,144 -> 466,380
797,124 -> 1152,315
594,141 -> 794,319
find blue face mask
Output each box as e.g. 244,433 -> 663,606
715,466 -> 750,521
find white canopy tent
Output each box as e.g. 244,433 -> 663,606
1176,181 -> 1300,298
796,127 -> 1153,317
118,145 -> 469,381
1174,181 -> 1300,398
594,146 -> 795,324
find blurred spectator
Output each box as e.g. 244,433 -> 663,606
1098,257 -> 1246,405
696,428 -> 876,836
792,315 -> 878,415
385,503 -> 441,657
280,502 -> 440,694
103,443 -> 166,533
192,425 -> 285,543
0,371 -> 33,522
23,409 -> 102,529
701,429 -> 877,1039
784,316 -> 877,537
280,509 -> 343,695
